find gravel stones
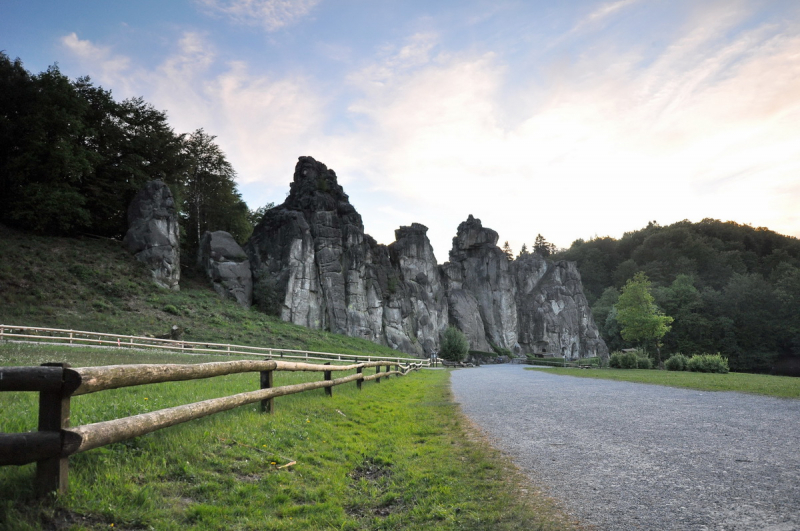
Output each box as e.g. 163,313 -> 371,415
451,365 -> 800,530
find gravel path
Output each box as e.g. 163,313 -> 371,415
450,364 -> 800,531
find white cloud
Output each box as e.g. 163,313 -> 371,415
196,0 -> 321,31
60,33 -> 131,89
324,9 -> 800,256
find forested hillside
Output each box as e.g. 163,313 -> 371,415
0,53 -> 259,259
554,219 -> 800,373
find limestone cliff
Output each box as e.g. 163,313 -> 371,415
245,156 -> 608,359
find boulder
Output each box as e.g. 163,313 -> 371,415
198,231 -> 252,307
123,180 -> 180,290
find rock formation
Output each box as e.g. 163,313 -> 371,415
198,230 -> 253,307
245,156 -> 608,359
123,180 -> 180,290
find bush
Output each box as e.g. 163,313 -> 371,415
636,356 -> 653,369
687,353 -> 730,373
253,274 -> 282,316
609,351 -> 638,369
440,326 -> 469,362
665,354 -> 689,371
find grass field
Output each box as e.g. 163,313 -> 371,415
1,345 -> 576,530
526,367 -> 800,398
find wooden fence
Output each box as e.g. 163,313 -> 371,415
0,358 -> 423,495
0,324 -> 427,365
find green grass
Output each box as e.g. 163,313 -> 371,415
526,367 -> 800,398
2,345 -> 575,530
0,224 -> 409,358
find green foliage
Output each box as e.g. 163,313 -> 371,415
502,240 -> 514,261
440,326 -> 469,362
533,234 -> 555,257
518,243 -> 530,258
615,272 -> 673,358
636,356 -> 653,369
162,304 -> 180,316
247,202 -> 275,228
609,351 -> 638,369
665,354 -> 689,371
558,218 -> 800,373
0,54 -> 254,258
687,353 -> 730,374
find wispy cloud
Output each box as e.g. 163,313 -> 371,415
196,0 -> 321,31
61,33 -> 131,89
61,31 -> 326,207
327,6 -> 800,254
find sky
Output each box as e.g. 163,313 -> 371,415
3,0 -> 800,261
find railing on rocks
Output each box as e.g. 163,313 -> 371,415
0,324 -> 427,365
0,358 -> 423,495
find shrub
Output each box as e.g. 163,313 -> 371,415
636,356 -> 653,369
163,304 -> 180,316
440,326 -> 469,362
253,275 -> 282,316
687,353 -> 730,373
609,351 -> 638,369
665,354 -> 689,371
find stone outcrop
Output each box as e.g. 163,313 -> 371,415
123,180 -> 180,290
198,231 -> 253,307
245,157 -> 446,356
245,156 -> 608,359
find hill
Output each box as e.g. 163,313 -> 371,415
554,219 -> 800,373
0,223 -> 406,357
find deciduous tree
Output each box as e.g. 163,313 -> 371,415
615,272 -> 673,364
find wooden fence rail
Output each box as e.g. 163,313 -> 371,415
0,324 -> 429,366
0,358 -> 423,495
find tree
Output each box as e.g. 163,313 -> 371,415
248,202 -> 275,228
518,243 -> 530,258
533,234 -> 555,257
180,129 -> 251,254
502,241 -> 514,261
439,326 -> 469,362
615,272 -> 673,364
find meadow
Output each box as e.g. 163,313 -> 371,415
526,367 -> 800,398
1,344 -> 575,530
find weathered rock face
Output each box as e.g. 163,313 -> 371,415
444,215 -> 518,350
245,157 -> 447,356
513,255 -> 607,358
245,156 -> 608,359
198,231 -> 253,307
123,180 -> 180,290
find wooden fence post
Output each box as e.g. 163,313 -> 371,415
356,366 -> 363,390
35,363 -> 71,496
376,365 -> 381,383
260,370 -> 274,413
324,363 -> 332,397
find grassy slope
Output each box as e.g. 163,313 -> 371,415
0,224 -> 403,357
527,368 -> 800,398
1,345 -> 575,530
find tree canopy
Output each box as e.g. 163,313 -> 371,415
555,219 -> 800,372
0,53 -> 254,261
615,272 -> 673,362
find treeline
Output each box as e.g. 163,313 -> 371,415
0,53 -> 258,259
555,219 -> 800,373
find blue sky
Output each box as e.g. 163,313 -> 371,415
4,0 -> 800,259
